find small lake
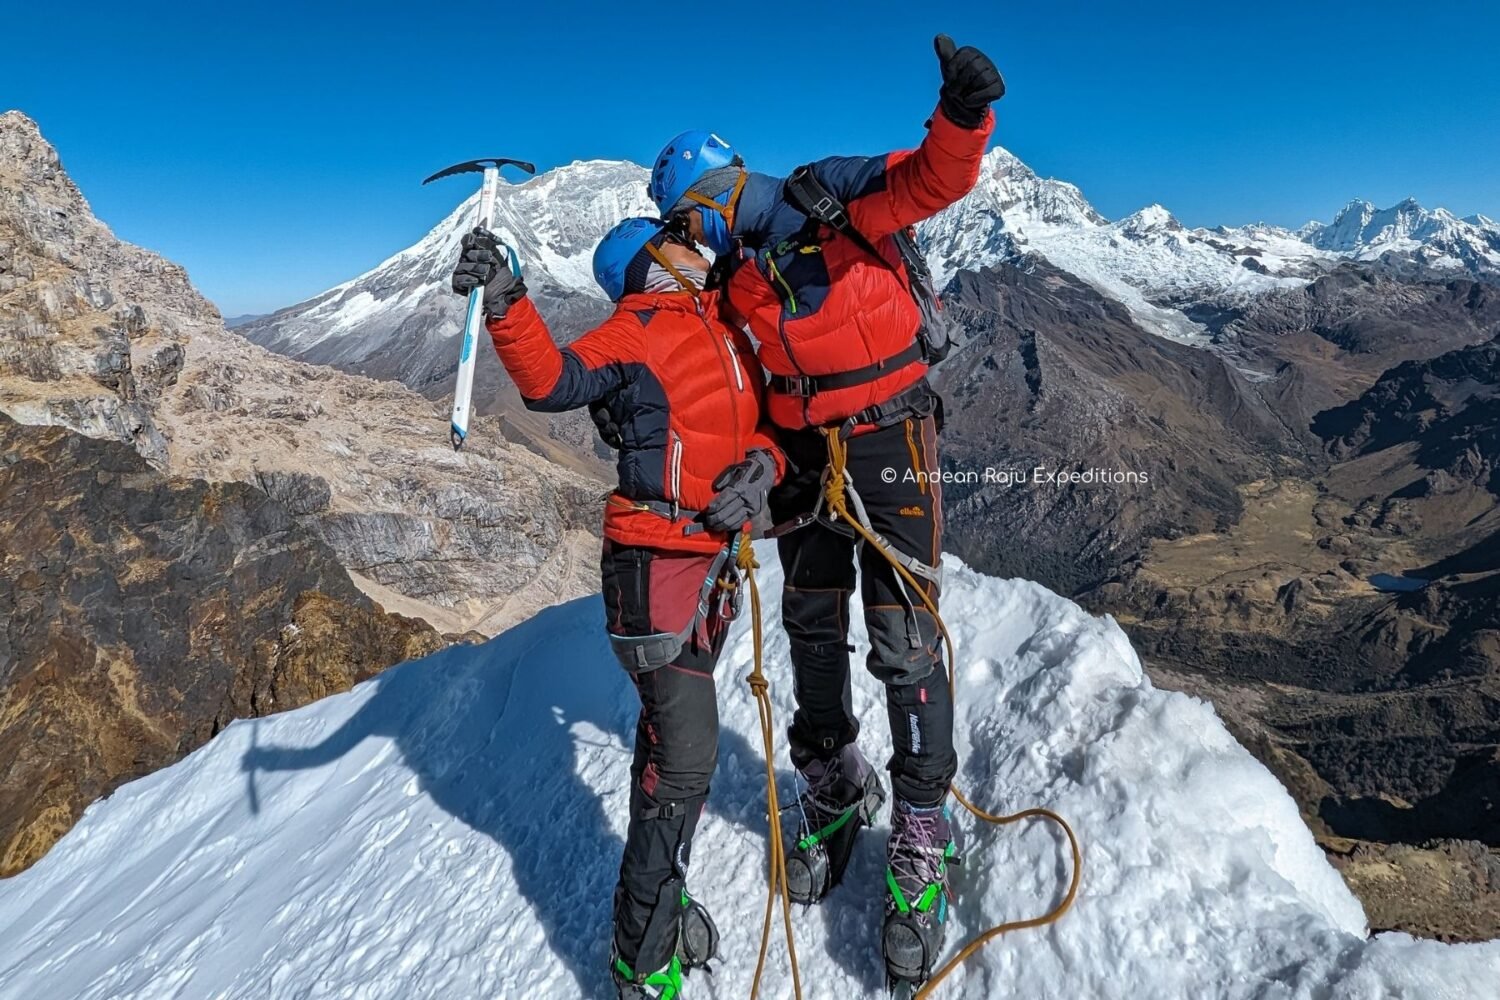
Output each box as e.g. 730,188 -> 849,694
1369,573 -> 1430,593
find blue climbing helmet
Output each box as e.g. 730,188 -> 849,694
592,217 -> 669,302
648,130 -> 741,215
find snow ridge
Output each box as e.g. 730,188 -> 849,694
1,550 -> 1495,999
1301,197 -> 1500,272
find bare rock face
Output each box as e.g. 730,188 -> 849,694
0,110 -> 602,626
1327,838 -> 1500,942
160,333 -> 603,611
0,113 -> 199,464
932,258 -> 1291,596
0,415 -> 445,876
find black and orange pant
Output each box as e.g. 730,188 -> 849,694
600,541 -> 729,974
769,411 -> 956,808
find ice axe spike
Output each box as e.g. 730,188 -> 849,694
424,156 -> 535,450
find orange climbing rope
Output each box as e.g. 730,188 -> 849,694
736,537 -> 804,1000
821,427 -> 1083,999
735,424 -> 1083,1000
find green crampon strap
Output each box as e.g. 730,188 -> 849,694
916,882 -> 942,913
796,804 -> 857,852
614,955 -> 683,998
886,839 -> 958,915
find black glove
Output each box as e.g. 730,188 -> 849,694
452,227 -> 526,318
934,34 -> 1005,129
700,449 -> 776,534
590,400 -> 623,450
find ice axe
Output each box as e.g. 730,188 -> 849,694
422,157 -> 537,449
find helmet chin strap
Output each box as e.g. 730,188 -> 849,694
644,243 -> 703,296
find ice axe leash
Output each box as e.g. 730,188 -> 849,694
732,531 -> 804,1000
421,157 -> 536,449
820,428 -> 1083,999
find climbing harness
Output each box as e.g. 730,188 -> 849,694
606,543 -> 740,673
732,423 -> 1083,999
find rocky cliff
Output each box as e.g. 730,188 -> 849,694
0,110 -> 607,878
0,110 -> 602,630
0,415 -> 445,876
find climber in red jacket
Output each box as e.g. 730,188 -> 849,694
644,34 -> 1004,989
451,216 -> 782,1000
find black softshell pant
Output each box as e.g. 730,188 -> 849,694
601,541 -> 728,975
770,410 -> 957,807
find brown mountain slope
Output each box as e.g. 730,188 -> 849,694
0,110 -> 603,630
0,415 -> 444,876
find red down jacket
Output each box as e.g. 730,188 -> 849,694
723,107 -> 994,429
487,291 -> 783,554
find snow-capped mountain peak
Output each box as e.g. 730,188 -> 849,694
918,144 -> 1107,291
242,142 -> 1500,377
239,158 -> 652,379
1114,203 -> 1183,236
1302,195 -> 1500,271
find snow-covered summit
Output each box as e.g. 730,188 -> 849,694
918,145 -> 1106,290
242,140 -> 1500,368
1299,196 -> 1500,272
239,159 -> 652,373
1,549 -> 1494,998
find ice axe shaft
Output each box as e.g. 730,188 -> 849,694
423,157 -> 536,450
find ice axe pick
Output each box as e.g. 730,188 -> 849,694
422,157 -> 537,450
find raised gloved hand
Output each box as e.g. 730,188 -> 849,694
700,449 -> 777,534
590,400 -> 623,450
934,34 -> 1005,129
451,227 -> 527,318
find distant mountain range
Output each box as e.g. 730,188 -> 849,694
239,146 -> 1500,363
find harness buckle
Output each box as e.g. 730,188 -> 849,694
780,374 -> 817,397
810,194 -> 850,231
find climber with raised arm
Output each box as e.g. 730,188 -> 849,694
643,33 -> 1004,989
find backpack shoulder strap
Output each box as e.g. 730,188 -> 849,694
782,165 -> 893,268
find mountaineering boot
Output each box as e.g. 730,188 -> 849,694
611,949 -> 683,1000
786,742 -> 886,904
611,890 -> 718,999
882,797 -> 963,992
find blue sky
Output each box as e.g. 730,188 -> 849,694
5,1 -> 1498,315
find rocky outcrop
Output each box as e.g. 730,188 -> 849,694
0,415 -> 445,876
0,110 -> 602,627
1314,336 -> 1500,494
0,112 -> 197,465
161,337 -> 602,610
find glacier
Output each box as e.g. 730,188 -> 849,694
1,548 -> 1496,999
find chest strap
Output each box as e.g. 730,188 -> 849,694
769,340 -> 924,398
